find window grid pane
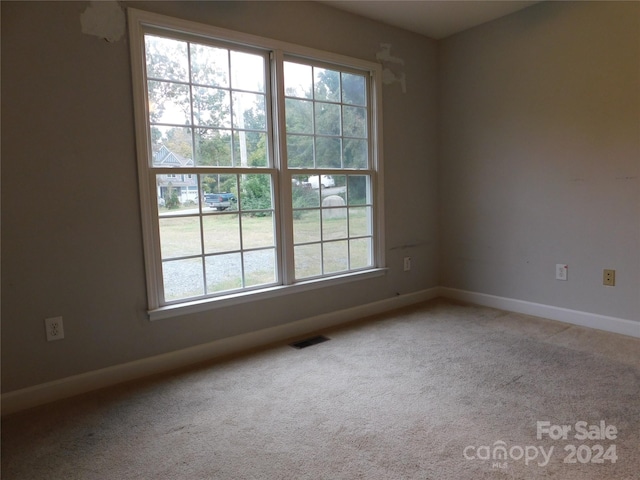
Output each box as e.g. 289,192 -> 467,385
145,36 -> 269,169
284,61 -> 370,170
291,173 -> 373,281
284,60 -> 373,281
136,23 -> 380,307
155,171 -> 278,302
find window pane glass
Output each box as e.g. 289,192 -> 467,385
145,36 -> 189,82
201,174 -> 238,209
350,238 -> 372,269
316,137 -> 341,168
233,131 -> 268,167
152,133 -> 193,167
347,175 -> 369,205
343,139 -> 368,169
321,190 -> 346,223
285,99 -> 313,134
163,258 -> 204,301
230,51 -> 265,93
292,177 -> 320,206
293,209 -> 321,244
322,206 -> 347,240
193,87 -> 231,128
205,253 -> 242,293
159,216 -> 202,258
244,249 -> 276,287
295,244 -> 322,278
315,102 -> 341,136
195,129 -> 232,167
203,213 -> 240,253
148,81 -> 191,125
308,174 -> 335,190
284,62 -> 312,98
342,106 -> 367,138
349,206 -> 371,236
314,68 -> 340,102
233,92 -> 266,130
323,241 -> 348,274
239,174 -> 273,211
202,192 -> 238,211
156,172 -> 198,214
342,73 -> 366,106
287,135 -> 314,168
139,29 -> 378,305
242,213 -> 274,249
331,174 -> 346,191
191,43 -> 229,87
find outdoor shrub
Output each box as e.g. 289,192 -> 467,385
240,174 -> 272,216
166,190 -> 180,210
292,185 -> 319,219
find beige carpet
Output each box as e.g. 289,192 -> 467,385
2,298 -> 639,479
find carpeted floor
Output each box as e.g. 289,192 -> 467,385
2,298 -> 639,479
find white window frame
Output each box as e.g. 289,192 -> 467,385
128,8 -> 385,320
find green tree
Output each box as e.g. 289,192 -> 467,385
283,64 -> 368,170
146,35 -> 236,166
164,128 -> 193,159
240,174 -> 271,215
165,185 -> 180,209
292,184 -> 319,219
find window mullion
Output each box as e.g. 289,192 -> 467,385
148,172 -> 167,307
272,49 -> 295,286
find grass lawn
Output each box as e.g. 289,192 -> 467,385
159,208 -> 372,300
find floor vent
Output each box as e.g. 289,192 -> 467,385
290,335 -> 330,349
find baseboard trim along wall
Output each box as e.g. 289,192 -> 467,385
3,287 -> 638,415
440,287 -> 640,339
1,288 -> 440,416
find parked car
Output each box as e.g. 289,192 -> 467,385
307,175 -> 335,189
203,193 -> 236,210
292,178 -> 311,189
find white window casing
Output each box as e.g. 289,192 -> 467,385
128,8 -> 385,319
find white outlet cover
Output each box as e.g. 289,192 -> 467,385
556,264 -> 568,281
403,257 -> 411,271
45,316 -> 65,341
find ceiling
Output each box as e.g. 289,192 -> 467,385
320,1 -> 541,39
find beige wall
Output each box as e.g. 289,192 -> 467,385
3,1 -> 638,395
1,1 -> 438,392
438,1 -> 640,319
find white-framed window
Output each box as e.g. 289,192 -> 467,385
128,9 -> 384,317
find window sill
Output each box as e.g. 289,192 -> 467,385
148,268 -> 388,321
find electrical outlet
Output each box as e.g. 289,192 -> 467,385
45,317 -> 65,341
403,257 -> 411,271
603,269 -> 615,287
556,264 -> 568,281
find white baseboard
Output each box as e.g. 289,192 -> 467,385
439,287 -> 640,338
1,288 -> 440,416
4,287 -> 637,415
